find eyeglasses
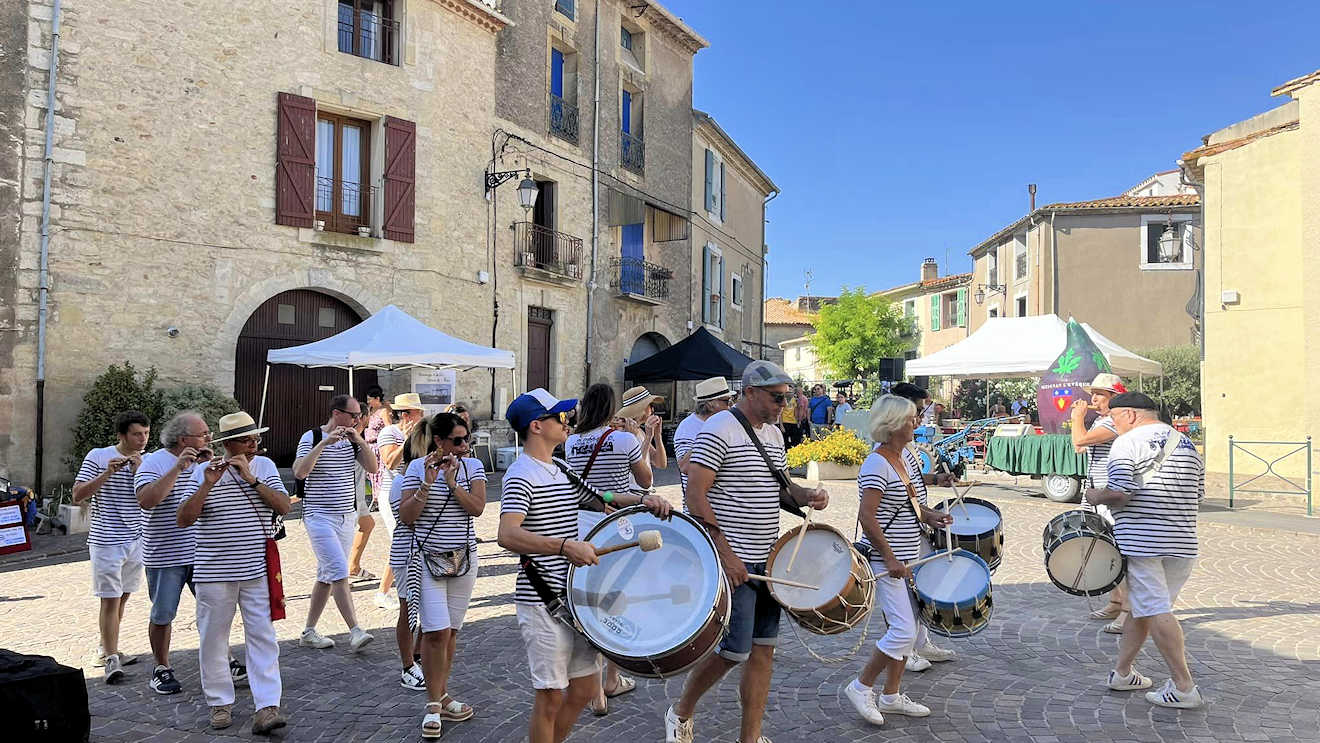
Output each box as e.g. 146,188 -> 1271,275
758,389 -> 791,405
535,411 -> 568,425
236,435 -> 262,444
334,407 -> 363,419
183,431 -> 211,440
446,435 -> 471,446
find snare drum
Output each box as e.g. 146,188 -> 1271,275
910,549 -> 993,638
764,523 -> 874,635
1041,509 -> 1126,596
932,496 -> 1004,572
566,506 -> 730,678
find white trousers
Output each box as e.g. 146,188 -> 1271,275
304,511 -> 356,583
872,539 -> 931,660
196,579 -> 281,709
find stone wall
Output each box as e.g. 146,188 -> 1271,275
0,0 -> 29,482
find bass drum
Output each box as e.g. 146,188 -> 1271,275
566,506 -> 730,678
1041,509 -> 1126,596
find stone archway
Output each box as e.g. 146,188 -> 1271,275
628,331 -> 671,365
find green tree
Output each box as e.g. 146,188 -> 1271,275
159,385 -> 241,440
66,362 -> 165,473
1128,344 -> 1200,417
809,288 -> 910,380
951,378 -> 1038,419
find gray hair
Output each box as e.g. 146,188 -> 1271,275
161,410 -> 204,448
696,399 -> 726,416
868,395 -> 916,444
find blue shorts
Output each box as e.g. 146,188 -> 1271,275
146,565 -> 194,625
717,562 -> 781,662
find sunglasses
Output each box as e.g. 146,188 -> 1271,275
758,389 -> 791,404
333,407 -> 363,419
445,435 -> 471,446
535,411 -> 569,425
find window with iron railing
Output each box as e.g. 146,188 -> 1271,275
549,94 -> 578,143
612,256 -> 672,301
555,0 -> 574,20
621,131 -> 644,174
315,114 -> 373,235
514,222 -> 584,280
338,0 -> 400,66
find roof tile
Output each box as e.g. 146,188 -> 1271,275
763,298 -> 816,325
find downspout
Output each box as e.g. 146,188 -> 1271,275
761,189 -> 779,361
583,0 -> 601,388
1049,210 -> 1059,315
35,0 -> 63,493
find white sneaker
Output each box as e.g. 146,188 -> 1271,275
664,705 -> 694,743
299,627 -> 335,649
1107,667 -> 1153,691
917,642 -> 955,662
349,626 -> 375,652
374,591 -> 400,610
905,654 -> 932,672
1145,679 -> 1204,708
104,653 -> 124,684
843,681 -> 885,726
400,663 -> 426,691
875,692 -> 931,717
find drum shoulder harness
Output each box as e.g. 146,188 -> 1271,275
727,407 -> 805,518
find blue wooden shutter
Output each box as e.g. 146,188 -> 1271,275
930,294 -> 941,331
704,149 -> 715,212
550,49 -> 564,98
719,161 -> 726,221
621,223 -> 643,294
701,245 -> 711,323
622,90 -> 631,134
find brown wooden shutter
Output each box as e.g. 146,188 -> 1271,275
382,117 -> 416,243
275,92 -> 316,227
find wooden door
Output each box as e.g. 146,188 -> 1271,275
527,307 -> 553,393
234,290 -> 377,466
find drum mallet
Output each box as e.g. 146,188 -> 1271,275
784,507 -> 813,574
746,573 -> 820,591
595,530 -> 663,557
907,548 -> 957,570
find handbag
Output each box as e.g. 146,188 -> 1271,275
412,459 -> 474,580
235,468 -> 286,621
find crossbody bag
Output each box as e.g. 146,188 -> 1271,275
412,459 -> 475,580
234,467 -> 287,621
1105,428 -> 1185,508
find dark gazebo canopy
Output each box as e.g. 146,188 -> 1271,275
624,327 -> 755,382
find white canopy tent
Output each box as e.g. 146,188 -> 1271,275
259,304 -> 516,425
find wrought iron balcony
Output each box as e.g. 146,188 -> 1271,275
611,256 -> 671,302
337,4 -> 400,66
315,176 -> 376,235
620,131 -> 645,174
549,94 -> 579,144
513,222 -> 584,282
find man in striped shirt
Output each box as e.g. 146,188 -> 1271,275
73,410 -> 150,684
1085,392 -> 1204,709
674,377 -> 736,499
499,389 -> 671,743
666,361 -> 828,743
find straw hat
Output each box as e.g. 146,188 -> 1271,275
618,385 -> 663,420
211,412 -> 270,443
390,392 -> 425,411
1083,373 -> 1126,395
694,377 -> 734,402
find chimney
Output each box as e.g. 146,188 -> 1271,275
921,257 -> 938,283
1028,183 -> 1037,212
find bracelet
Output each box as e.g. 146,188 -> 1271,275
602,491 -> 615,504
558,537 -> 568,556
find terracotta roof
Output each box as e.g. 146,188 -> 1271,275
1181,121 -> 1300,163
970,194 -> 1200,256
764,298 -> 815,325
919,273 -> 973,291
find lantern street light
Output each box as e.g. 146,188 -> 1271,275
484,166 -> 538,213
974,282 -> 1006,306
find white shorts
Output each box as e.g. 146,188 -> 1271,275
89,539 -> 144,598
515,603 -> 601,690
419,548 -> 479,632
1125,556 -> 1196,618
304,511 -> 356,583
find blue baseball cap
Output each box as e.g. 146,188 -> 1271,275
505,388 -> 578,433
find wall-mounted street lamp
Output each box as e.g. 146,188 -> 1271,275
973,283 -> 1006,306
484,167 -> 539,212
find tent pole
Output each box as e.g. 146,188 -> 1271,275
985,378 -> 990,418
258,365 -> 271,428
349,367 -> 354,397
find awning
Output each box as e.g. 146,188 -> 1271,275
624,326 -> 754,382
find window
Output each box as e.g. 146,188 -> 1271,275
1013,235 -> 1027,281
795,346 -> 801,361
555,0 -> 574,20
621,26 -> 633,50
337,0 -> 399,65
988,306 -> 999,318
1141,215 -> 1194,269
277,304 -> 296,324
731,273 -> 743,309
621,88 -> 644,174
1015,294 -> 1028,317
619,22 -> 645,70
987,250 -> 998,287
549,47 -> 579,142
703,148 -> 727,221
702,244 -> 724,329
315,112 -> 372,235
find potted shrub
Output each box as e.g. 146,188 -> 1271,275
787,428 -> 870,481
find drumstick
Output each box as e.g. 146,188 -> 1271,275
907,550 -> 954,570
745,573 -> 820,591
784,507 -> 813,574
594,530 -> 663,557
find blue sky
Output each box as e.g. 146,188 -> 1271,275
663,0 -> 1319,299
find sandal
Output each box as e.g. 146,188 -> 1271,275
438,695 -> 474,721
1103,612 -> 1129,634
590,692 -> 609,717
605,675 -> 636,698
422,702 -> 443,739
350,568 -> 378,582
1089,605 -> 1122,621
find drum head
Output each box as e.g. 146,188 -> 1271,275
1045,534 -> 1124,596
937,499 -> 1001,536
766,527 -> 853,610
912,550 -> 991,606
568,509 -> 721,658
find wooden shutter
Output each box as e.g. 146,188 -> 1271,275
701,245 -> 711,324
956,288 -> 967,327
551,49 -> 564,97
930,294 -> 941,331
704,149 -> 715,212
622,90 -> 632,134
382,116 -> 416,243
719,161 -> 726,221
715,253 -> 725,328
275,92 -> 316,227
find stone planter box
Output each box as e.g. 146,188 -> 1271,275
59,503 -> 91,534
806,460 -> 861,481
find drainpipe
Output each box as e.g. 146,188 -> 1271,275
583,0 -> 601,389
761,189 -> 779,361
1049,210 -> 1059,315
35,0 -> 63,494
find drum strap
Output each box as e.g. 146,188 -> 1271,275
729,407 -> 806,518
550,458 -> 611,512
577,430 -> 614,484
518,554 -> 574,625
876,448 -> 928,534
1135,429 -> 1185,488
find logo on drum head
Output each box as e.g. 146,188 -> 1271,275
831,541 -> 845,554
599,613 -> 640,640
616,516 -> 635,541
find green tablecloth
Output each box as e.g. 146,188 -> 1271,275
985,434 -> 1088,477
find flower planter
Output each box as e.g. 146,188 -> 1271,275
806,460 -> 860,481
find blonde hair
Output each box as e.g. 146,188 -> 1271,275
869,395 -> 916,443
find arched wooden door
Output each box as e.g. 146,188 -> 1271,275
234,290 -> 378,466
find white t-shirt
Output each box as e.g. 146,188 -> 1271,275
75,446 -> 143,547
686,409 -> 787,563
856,447 -> 928,562
398,456 -> 486,551
295,429 -> 359,515
500,454 -> 596,604
188,456 -> 287,583
1105,423 -> 1203,559
376,424 -> 407,497
565,427 -> 643,496
388,467 -> 411,570
1086,415 -> 1118,490
672,413 -> 706,496
835,402 -> 853,418
134,448 -> 198,568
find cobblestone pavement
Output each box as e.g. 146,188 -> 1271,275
3,473 -> 1319,742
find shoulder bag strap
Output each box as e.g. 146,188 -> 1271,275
551,459 -> 610,511
1135,427 -> 1185,488
411,459 -> 459,550
876,447 -> 925,532
578,430 -> 613,483
232,465 -> 276,540
728,407 -> 805,518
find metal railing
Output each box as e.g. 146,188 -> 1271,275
315,176 -> 375,235
549,94 -> 579,143
611,256 -> 671,300
554,0 -> 574,20
513,222 -> 584,280
337,6 -> 400,65
1228,435 -> 1313,516
620,131 -> 645,174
